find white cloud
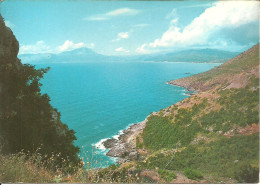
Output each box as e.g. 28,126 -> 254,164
58,40 -> 95,52
19,40 -> 95,54
86,16 -> 108,21
4,20 -> 15,28
136,1 -> 259,53
184,3 -> 215,9
112,32 -> 130,42
118,32 -> 129,39
106,8 -> 139,17
166,9 -> 177,19
135,44 -> 149,54
84,8 -> 139,21
115,47 -> 130,53
20,41 -> 50,54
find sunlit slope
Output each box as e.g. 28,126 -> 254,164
168,44 -> 259,91
136,44 -> 259,183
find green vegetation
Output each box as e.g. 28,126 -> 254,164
0,152 -> 54,183
138,133 -> 258,181
0,16 -> 81,173
184,168 -> 203,180
141,76 -> 258,149
0,63 -> 82,172
234,163 -> 259,183
200,78 -> 259,132
142,115 -> 204,150
158,169 -> 176,182
136,59 -> 259,182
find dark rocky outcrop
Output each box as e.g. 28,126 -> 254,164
0,15 -> 81,171
0,15 -> 22,113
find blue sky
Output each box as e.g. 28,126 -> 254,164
0,0 -> 259,55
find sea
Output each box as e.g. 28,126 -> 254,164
36,61 -> 220,168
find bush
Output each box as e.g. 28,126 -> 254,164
158,169 -> 176,183
184,168 -> 203,180
109,164 -> 119,170
142,115 -> 203,151
0,64 -> 82,172
234,163 -> 259,183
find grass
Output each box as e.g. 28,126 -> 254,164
0,150 -> 142,183
184,168 -> 203,180
158,169 -> 176,182
0,152 -> 54,183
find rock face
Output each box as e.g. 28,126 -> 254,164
0,15 -> 22,113
102,118 -> 150,163
0,16 -> 20,64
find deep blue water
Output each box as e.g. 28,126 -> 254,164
36,62 -> 219,168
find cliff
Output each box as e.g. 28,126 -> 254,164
0,15 -> 81,172
0,15 -> 21,113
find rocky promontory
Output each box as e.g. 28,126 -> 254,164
166,80 -> 196,92
100,113 -> 157,164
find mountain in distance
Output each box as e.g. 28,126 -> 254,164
144,48 -> 240,63
19,47 -> 240,64
19,47 -> 107,64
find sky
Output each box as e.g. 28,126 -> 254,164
0,0 -> 259,56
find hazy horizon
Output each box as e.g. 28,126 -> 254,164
1,0 -> 259,56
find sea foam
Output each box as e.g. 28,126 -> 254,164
94,138 -> 108,151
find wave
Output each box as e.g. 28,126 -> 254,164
94,138 -> 109,151
112,129 -> 124,140
183,93 -> 191,96
92,121 -> 141,152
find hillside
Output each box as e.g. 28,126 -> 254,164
132,44 -> 259,183
168,45 -> 259,91
145,49 -> 239,63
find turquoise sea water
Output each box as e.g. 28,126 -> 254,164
37,62 -> 219,167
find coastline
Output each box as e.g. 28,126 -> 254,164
97,80 -> 197,164
166,79 -> 196,92
95,112 -> 157,164
166,81 -> 197,96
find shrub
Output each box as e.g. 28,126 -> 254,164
158,169 -> 176,183
234,163 -> 259,183
184,168 -> 203,180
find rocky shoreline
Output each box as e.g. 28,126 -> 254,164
99,80 -> 197,164
99,113 -> 157,164
166,79 -> 196,92
167,80 -> 198,96
103,119 -> 147,164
